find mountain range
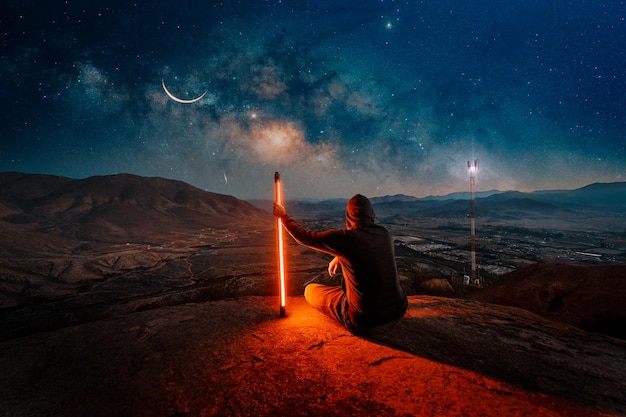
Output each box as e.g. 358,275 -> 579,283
0,171 -> 270,256
1,172 -> 624,336
254,182 -> 626,222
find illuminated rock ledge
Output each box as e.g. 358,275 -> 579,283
1,296 -> 624,417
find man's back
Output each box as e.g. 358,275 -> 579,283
341,222 -> 405,326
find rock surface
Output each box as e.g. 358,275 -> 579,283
1,296 -> 625,417
466,263 -> 626,339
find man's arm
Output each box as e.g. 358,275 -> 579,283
273,203 -> 349,256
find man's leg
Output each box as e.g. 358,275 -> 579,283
304,284 -> 350,328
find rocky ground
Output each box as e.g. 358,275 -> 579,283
1,296 -> 625,417
465,263 -> 626,339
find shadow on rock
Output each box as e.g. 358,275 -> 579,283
365,296 -> 626,415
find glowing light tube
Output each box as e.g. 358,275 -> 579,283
274,172 -> 287,317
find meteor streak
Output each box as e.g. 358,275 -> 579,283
220,160 -> 228,184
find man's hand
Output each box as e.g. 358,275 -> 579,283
328,256 -> 341,277
273,203 -> 287,218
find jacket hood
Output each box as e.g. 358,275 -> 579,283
345,194 -> 375,229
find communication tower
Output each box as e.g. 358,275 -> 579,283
467,159 -> 481,287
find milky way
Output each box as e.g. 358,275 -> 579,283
1,1 -> 625,199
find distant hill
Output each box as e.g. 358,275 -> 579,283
421,189 -> 506,201
0,173 -> 278,339
0,172 -> 271,249
370,194 -> 420,203
249,182 -> 626,221
276,191 -> 573,221
531,182 -> 626,210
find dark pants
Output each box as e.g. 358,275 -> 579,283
304,283 -> 406,335
304,283 -> 352,329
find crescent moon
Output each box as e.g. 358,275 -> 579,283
161,79 -> 207,104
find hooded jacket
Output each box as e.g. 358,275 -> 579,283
280,194 -> 407,327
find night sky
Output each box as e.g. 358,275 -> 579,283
1,1 -> 625,199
